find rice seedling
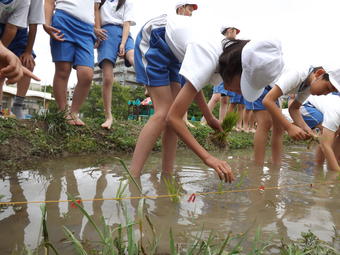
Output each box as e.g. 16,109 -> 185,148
115,179 -> 128,200
163,176 -> 182,203
210,111 -> 240,148
306,135 -> 320,149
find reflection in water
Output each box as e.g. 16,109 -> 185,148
0,148 -> 339,253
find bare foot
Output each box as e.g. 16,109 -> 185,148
66,113 -> 85,126
101,118 -> 113,129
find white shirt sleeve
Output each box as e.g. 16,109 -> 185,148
123,0 -> 136,25
7,0 -> 30,28
180,42 -> 220,91
28,0 -> 45,25
276,69 -> 302,96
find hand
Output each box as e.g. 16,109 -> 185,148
206,116 -> 223,132
118,43 -> 125,57
204,155 -> 235,183
43,24 -> 64,41
94,27 -> 107,41
94,40 -> 101,49
287,124 -> 310,140
19,52 -> 35,70
0,49 -> 40,83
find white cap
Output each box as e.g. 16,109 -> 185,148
324,67 -> 340,92
220,25 -> 240,35
241,39 -> 284,102
175,0 -> 198,10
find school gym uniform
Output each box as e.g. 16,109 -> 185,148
6,0 -> 44,58
50,0 -> 101,68
244,85 -> 277,111
135,14 -> 224,88
0,0 -> 30,55
213,82 -> 234,97
97,0 -> 135,68
301,95 -> 340,131
230,92 -> 244,104
276,66 -> 312,103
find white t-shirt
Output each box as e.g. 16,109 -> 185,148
100,0 -> 136,26
306,94 -> 340,132
55,0 -> 101,25
0,0 -> 30,28
165,15 -> 224,91
28,0 -> 44,25
275,66 -> 311,103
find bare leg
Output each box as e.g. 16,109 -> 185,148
218,96 -> 229,122
162,82 -> 181,174
125,49 -> 134,67
69,65 -> 93,125
0,78 -> 4,115
271,115 -> 284,165
236,104 -> 245,131
101,61 -> 114,129
253,110 -> 272,165
315,145 -> 325,165
130,85 -> 174,177
53,62 -> 72,111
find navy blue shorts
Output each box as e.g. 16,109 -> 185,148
134,25 -> 182,86
50,10 -> 95,68
244,86 -> 274,111
301,102 -> 324,129
0,24 -> 36,58
97,24 -> 134,68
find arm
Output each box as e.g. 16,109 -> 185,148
167,82 -> 234,182
1,23 -> 18,47
43,0 -> 64,41
19,24 -> 37,71
289,99 -> 315,136
0,42 -> 40,83
94,3 -> 107,41
319,128 -> 340,171
194,90 -> 222,132
263,85 -> 309,140
118,21 -> 131,57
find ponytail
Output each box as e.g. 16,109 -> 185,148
116,0 -> 126,11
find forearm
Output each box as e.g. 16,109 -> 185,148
121,21 -> 130,45
24,24 -> 37,54
1,24 -> 18,47
94,4 -> 101,29
168,84 -> 211,161
289,101 -> 310,131
194,90 -> 213,121
44,0 -> 55,26
263,97 -> 292,131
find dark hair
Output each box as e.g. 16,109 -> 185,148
116,0 -> 126,11
218,39 -> 250,85
100,0 -> 126,11
311,66 -> 329,81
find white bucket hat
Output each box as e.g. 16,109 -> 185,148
241,39 -> 284,102
175,0 -> 198,11
324,67 -> 340,92
220,25 -> 240,35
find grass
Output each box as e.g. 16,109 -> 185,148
163,176 -> 183,203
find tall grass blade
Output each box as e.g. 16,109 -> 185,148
62,226 -> 87,255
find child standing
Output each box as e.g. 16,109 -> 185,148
10,0 -> 45,119
95,0 -> 136,129
0,0 -> 30,116
44,0 -> 100,125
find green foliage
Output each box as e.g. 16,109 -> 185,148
163,176 -> 182,203
81,83 -> 146,120
210,111 -> 240,148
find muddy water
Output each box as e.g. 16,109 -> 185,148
0,146 -> 339,254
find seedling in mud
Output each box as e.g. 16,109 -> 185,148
163,176 -> 183,203
306,135 -> 320,149
210,111 -> 240,148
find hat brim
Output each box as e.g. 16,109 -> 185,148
329,75 -> 340,92
240,72 -> 265,102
